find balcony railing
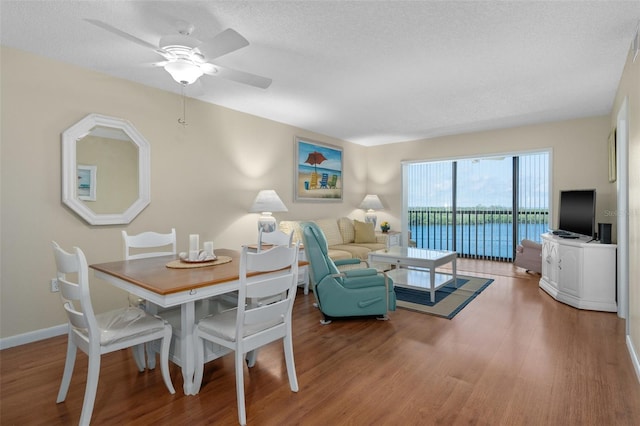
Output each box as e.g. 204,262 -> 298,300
408,208 -> 549,261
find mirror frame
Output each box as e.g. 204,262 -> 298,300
62,113 -> 151,225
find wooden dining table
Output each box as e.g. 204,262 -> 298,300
90,248 -> 305,395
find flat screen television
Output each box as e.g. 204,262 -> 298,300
557,189 -> 596,238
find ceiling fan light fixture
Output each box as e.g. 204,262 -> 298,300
164,59 -> 203,85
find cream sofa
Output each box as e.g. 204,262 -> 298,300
279,217 -> 388,261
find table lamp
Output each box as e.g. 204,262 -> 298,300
249,190 -> 288,232
359,194 -> 384,227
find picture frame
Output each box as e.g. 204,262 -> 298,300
608,128 -> 616,183
294,137 -> 343,202
77,164 -> 97,201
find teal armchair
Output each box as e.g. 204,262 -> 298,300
300,222 -> 395,324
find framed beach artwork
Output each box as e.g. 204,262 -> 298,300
77,164 -> 97,201
294,137 -> 343,202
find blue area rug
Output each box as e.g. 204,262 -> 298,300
394,276 -> 494,319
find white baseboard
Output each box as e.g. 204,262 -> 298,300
627,334 -> 640,384
0,324 -> 67,350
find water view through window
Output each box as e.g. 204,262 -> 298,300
404,152 -> 549,261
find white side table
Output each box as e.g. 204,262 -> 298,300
376,231 -> 401,248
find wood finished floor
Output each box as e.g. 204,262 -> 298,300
2,259 -> 639,425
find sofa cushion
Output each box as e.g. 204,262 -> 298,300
329,244 -> 372,260
354,220 -> 376,243
327,248 -> 353,261
316,218 -> 343,247
337,217 -> 355,243
351,243 -> 386,252
279,221 -> 303,243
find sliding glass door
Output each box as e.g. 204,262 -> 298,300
403,151 -> 549,261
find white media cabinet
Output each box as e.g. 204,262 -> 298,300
539,233 -> 617,312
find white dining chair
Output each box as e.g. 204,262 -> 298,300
52,242 -> 175,426
193,243 -> 300,426
122,228 -> 176,369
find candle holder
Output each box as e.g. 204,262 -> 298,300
189,234 -> 199,260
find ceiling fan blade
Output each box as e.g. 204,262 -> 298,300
205,64 -> 272,89
85,19 -> 160,52
198,28 -> 249,60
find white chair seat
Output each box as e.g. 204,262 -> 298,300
197,308 -> 284,342
88,307 -> 167,345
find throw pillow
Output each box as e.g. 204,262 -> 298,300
338,217 -> 355,243
316,219 -> 344,246
354,219 -> 376,243
278,221 -> 302,243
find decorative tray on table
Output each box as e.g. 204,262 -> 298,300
165,251 -> 232,269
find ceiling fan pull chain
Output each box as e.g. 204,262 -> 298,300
178,84 -> 187,126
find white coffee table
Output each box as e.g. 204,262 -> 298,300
368,246 -> 457,303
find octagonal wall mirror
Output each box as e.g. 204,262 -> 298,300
62,114 -> 150,225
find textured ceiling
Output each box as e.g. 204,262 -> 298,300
1,1 -> 639,146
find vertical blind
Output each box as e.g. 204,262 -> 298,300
404,151 -> 549,262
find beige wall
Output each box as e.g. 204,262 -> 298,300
0,47 -> 368,339
612,43 -> 640,370
365,116 -> 615,235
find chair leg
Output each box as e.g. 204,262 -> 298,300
79,348 -> 101,426
303,274 -> 309,295
246,349 -> 257,368
235,350 -> 247,426
56,336 -> 77,403
283,332 -> 299,392
132,344 -> 146,371
146,342 -> 157,370
159,328 -> 175,394
192,333 -> 205,393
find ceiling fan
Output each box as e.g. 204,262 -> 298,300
85,19 -> 272,89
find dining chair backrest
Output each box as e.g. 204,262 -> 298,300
122,228 -> 176,260
53,241 -> 98,341
257,228 -> 293,252
238,243 -> 299,333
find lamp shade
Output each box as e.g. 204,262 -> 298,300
359,194 -> 383,228
359,194 -> 384,210
249,190 -> 288,232
249,190 -> 288,213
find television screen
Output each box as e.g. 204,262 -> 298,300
558,190 -> 596,237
